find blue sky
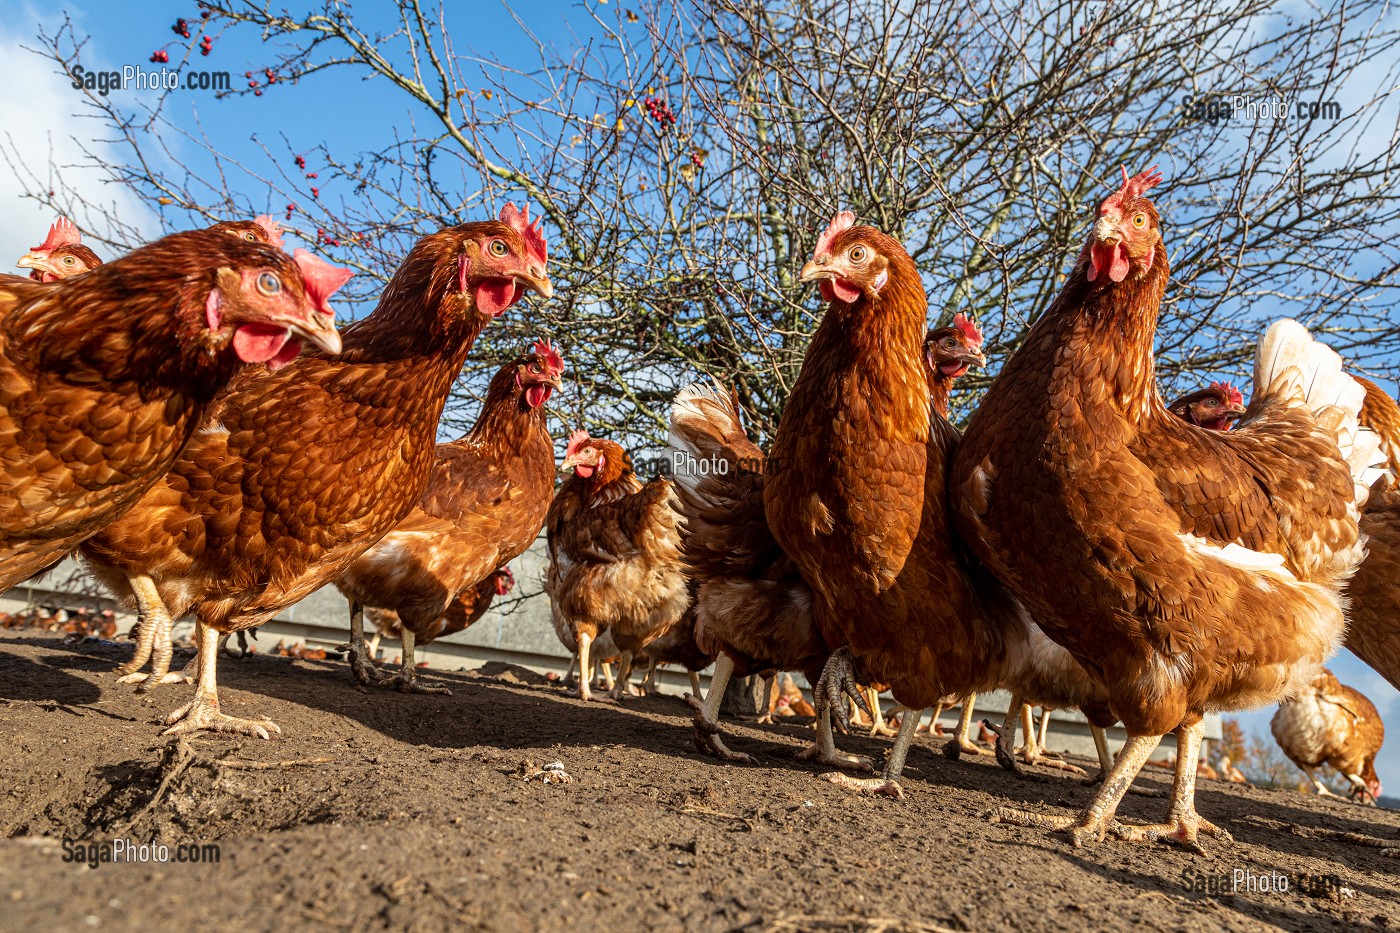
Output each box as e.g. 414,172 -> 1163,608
0,0 -> 1395,797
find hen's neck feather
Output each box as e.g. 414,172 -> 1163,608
1023,242 -> 1170,423
3,248 -> 238,404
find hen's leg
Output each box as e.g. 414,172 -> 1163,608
599,660 -> 615,692
823,705 -> 923,798
1080,724 -> 1164,796
796,651 -> 875,772
639,658 -> 658,696
942,693 -> 985,758
117,575 -> 183,689
1013,703 -> 1084,775
366,632 -> 381,660
609,651 -> 634,701
576,632 -> 594,701
689,671 -> 702,700
346,602 -> 384,687
381,629 -> 452,695
992,732 -> 1161,846
797,705 -> 876,772
1038,707 -> 1052,751
686,654 -> 753,763
1303,767 -> 1338,797
755,673 -> 779,724
866,686 -> 898,737
1111,720 -> 1231,852
163,620 -> 280,740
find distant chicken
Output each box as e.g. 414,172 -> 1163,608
952,166 -> 1381,849
545,431 -> 688,701
1167,382 -> 1247,430
337,340 -> 561,694
81,205 -> 550,737
1271,668 -> 1385,804
16,217 -> 103,281
0,228 -> 346,591
364,568 -> 515,661
668,317 -> 986,767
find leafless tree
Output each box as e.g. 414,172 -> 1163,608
8,0 -> 1400,454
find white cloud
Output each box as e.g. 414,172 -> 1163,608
0,18 -> 154,273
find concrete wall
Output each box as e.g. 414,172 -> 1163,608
4,541 -> 1220,762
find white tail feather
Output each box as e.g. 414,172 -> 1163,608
1253,319 -> 1386,508
667,380 -> 738,501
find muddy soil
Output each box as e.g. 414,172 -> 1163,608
0,628 -> 1396,932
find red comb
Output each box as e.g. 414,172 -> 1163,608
532,337 -> 564,374
252,215 -> 285,250
1210,381 -> 1244,407
565,428 -> 591,458
1101,164 -> 1164,214
815,211 -> 855,257
292,249 -> 354,317
499,203 -> 548,267
32,216 -> 82,253
952,312 -> 984,347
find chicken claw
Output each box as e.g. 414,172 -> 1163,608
686,694 -> 755,763
684,655 -> 754,763
162,695 -> 282,741
1110,815 -> 1231,855
812,647 -> 870,733
820,772 -> 905,798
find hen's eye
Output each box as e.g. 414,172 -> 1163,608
530,362 -> 542,373
849,245 -> 868,262
1204,399 -> 1219,407
62,256 -> 76,265
943,338 -> 958,349
256,272 -> 281,295
1132,213 -> 1147,228
245,232 -> 257,241
490,239 -> 509,257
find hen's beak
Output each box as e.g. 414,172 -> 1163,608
544,373 -> 564,390
961,346 -> 988,369
799,259 -> 834,283
559,454 -> 581,473
287,315 -> 343,356
1092,216 -> 1121,244
1222,403 -> 1248,422
15,252 -> 46,272
516,265 -> 554,300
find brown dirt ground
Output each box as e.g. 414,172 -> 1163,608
0,627 -> 1397,933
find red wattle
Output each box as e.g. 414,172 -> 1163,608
232,323 -> 292,364
475,278 -> 518,316
525,384 -> 552,408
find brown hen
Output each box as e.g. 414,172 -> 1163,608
545,432 -> 687,701
952,166 -> 1380,849
1271,668 -> 1385,804
0,228 -> 345,591
80,205 -> 551,737
16,217 -> 103,281
336,340 -> 561,693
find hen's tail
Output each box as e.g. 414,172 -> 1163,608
668,381 -> 782,579
1253,319 -> 1387,507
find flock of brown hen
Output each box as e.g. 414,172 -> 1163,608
2,165 -> 1393,855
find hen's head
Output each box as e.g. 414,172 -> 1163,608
924,313 -> 987,379
799,211 -> 910,304
560,429 -> 630,484
448,203 -> 553,318
18,217 -> 103,281
201,240 -> 349,369
492,567 -> 516,596
1082,165 -> 1165,285
209,214 -> 285,249
1167,381 -> 1247,431
512,338 -> 565,409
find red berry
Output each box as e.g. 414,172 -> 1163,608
253,89 -> 263,96
311,187 -> 319,198
306,172 -> 318,179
